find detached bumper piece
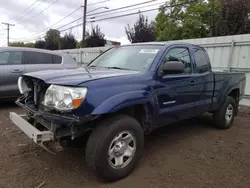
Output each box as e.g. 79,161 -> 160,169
9,112 -> 54,144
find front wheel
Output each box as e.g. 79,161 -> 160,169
213,96 -> 236,129
85,115 -> 144,181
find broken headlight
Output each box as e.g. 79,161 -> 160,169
44,85 -> 87,111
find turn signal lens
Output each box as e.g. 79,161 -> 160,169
73,98 -> 84,108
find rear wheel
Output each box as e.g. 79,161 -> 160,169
85,115 -> 144,181
213,96 -> 236,129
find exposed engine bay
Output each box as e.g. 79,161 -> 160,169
16,76 -> 84,142
18,76 -> 49,111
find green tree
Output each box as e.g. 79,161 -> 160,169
125,14 -> 155,43
61,33 -> 77,49
10,42 -> 25,47
10,42 -> 34,48
154,0 -> 212,41
25,42 -> 35,48
35,40 -> 46,49
76,41 -> 81,48
84,25 -> 106,47
216,0 -> 250,36
44,29 -> 61,50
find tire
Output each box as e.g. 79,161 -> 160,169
85,114 -> 144,181
213,96 -> 236,129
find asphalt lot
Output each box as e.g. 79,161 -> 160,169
0,102 -> 250,188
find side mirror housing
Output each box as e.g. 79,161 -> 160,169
162,61 -> 185,75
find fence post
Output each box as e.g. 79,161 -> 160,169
80,50 -> 83,67
227,40 -> 235,72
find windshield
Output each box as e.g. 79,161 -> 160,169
88,45 -> 163,71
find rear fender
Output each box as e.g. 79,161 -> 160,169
218,84 -> 240,107
91,90 -> 153,114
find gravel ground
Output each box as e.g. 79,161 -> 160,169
0,102 -> 250,188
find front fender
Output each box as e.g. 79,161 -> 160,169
91,90 -> 153,114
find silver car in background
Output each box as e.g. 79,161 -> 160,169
0,47 -> 78,100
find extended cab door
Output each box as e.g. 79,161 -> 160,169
155,46 -> 200,126
192,47 -> 214,112
0,51 -> 25,99
23,51 -> 62,73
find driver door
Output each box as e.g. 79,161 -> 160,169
155,46 -> 200,126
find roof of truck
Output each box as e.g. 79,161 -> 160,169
125,41 -> 204,50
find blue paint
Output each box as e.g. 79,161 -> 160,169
24,42 -> 246,131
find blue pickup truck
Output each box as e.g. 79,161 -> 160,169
10,42 -> 246,181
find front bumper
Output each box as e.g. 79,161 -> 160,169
11,100 -> 93,145
9,112 -> 54,144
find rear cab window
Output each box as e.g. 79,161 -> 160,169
193,48 -> 211,74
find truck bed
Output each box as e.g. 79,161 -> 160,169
213,71 -> 246,108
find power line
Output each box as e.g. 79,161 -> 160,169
60,0 -> 198,31
39,6 -> 82,33
9,6 -> 161,42
11,0 -> 197,43
42,0 -> 161,31
88,0 -> 110,6
17,0 -> 58,25
13,0 -> 157,38
11,6 -> 82,41
10,0 -> 111,41
89,1 -> 165,19
89,0 -> 198,22
10,0 -> 41,21
90,9 -> 158,23
12,7 -> 149,42
87,0 -> 157,17
13,0 -> 48,22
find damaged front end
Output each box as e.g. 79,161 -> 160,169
10,76 -> 97,153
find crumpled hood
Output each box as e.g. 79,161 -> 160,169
24,67 -> 139,86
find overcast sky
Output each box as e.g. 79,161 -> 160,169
0,0 -> 166,46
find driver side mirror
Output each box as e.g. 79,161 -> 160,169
162,60 -> 185,75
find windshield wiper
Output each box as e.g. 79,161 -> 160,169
105,66 -> 131,70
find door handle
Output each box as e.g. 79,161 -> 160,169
190,80 -> 196,86
12,69 -> 23,73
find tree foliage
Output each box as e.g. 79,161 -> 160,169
125,14 -> 155,43
10,42 -> 34,48
154,0 -> 212,41
216,0 -> 250,36
84,25 -> 106,47
44,29 -> 61,50
60,33 -> 77,49
34,40 -> 46,49
154,0 -> 250,40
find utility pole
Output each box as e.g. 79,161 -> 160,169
81,0 -> 87,48
2,22 -> 15,46
211,0 -> 216,37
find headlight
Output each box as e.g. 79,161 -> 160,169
44,85 -> 87,111
18,77 -> 29,94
